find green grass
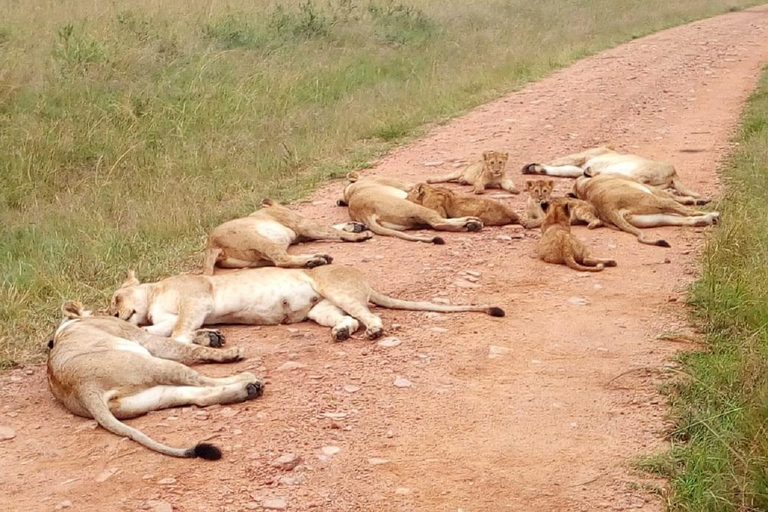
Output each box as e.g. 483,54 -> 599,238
0,0 -> 762,367
645,67 -> 768,511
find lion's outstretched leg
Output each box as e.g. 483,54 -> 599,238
260,243 -> 332,269
499,178 -> 521,194
419,210 -> 483,232
111,381 -> 263,420
131,332 -> 244,364
522,164 -> 584,177
426,168 -> 464,184
169,300 -> 215,343
628,212 -> 719,228
307,300 -> 360,342
298,221 -> 373,243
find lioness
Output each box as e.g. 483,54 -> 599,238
406,183 -> 541,228
426,150 -> 519,194
337,174 -> 484,243
109,266 -> 505,343
572,174 -> 719,247
203,198 -> 372,275
522,146 -> 708,204
47,301 -> 263,460
538,199 -> 616,272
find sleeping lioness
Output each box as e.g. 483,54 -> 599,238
109,266 -> 505,343
572,174 -> 719,247
203,198 -> 372,275
337,173 -> 484,243
406,183 -> 541,228
47,301 -> 263,460
522,146 -> 708,204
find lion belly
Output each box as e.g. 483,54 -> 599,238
207,270 -> 320,325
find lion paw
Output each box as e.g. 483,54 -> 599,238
465,219 -> 483,232
306,255 -> 333,268
332,326 -> 351,342
245,380 -> 265,400
193,329 -> 226,348
224,347 -> 245,362
521,163 -> 542,174
365,327 -> 384,340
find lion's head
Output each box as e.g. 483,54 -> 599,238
108,270 -> 149,325
525,179 -> 554,202
482,150 -> 509,177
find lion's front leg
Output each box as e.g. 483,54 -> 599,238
169,301 -> 213,343
500,178 -> 520,194
307,300 -> 360,342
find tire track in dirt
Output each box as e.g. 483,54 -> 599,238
2,6 -> 768,512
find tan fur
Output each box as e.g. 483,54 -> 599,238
564,196 -> 603,229
108,266 -> 505,343
573,174 -> 719,247
47,301 -> 262,459
203,198 -> 372,275
522,146 -> 709,204
339,174 -> 484,243
537,199 -> 617,272
427,150 -> 519,195
407,183 -> 540,228
525,179 -> 554,221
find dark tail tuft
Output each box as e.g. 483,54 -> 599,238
336,199 -> 348,207
488,307 -> 505,317
191,443 -> 222,460
432,237 -> 445,245
656,240 -> 671,248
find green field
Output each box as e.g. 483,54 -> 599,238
640,66 -> 768,511
0,0 -> 761,367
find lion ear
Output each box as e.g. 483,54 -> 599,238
61,300 -> 84,319
525,180 -> 534,190
562,202 -> 571,217
415,183 -> 427,199
566,192 -> 577,199
482,151 -> 492,161
500,152 -> 509,160
121,270 -> 140,288
261,198 -> 275,207
546,179 -> 554,188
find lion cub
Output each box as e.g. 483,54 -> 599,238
525,179 -> 554,221
407,183 -> 540,228
427,150 -> 519,194
538,198 -> 616,272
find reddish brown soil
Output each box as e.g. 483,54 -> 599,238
3,7 -> 768,512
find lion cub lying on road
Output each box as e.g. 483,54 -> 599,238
573,174 -> 719,247
47,301 -> 262,459
538,199 -> 617,272
523,146 -> 708,204
427,150 -> 520,194
203,198 -> 372,275
407,183 -> 541,228
110,266 -> 504,343
338,174 -> 483,243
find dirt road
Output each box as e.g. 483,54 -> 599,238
3,6 -> 768,512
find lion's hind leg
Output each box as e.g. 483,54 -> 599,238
426,168 -> 464,184
307,299 -> 360,342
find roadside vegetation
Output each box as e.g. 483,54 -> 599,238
0,0 -> 761,367
641,67 -> 768,511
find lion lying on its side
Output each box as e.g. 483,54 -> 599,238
406,183 -> 541,228
522,146 -> 708,204
337,173 -> 484,243
109,266 -> 505,343
572,174 -> 719,247
203,198 -> 372,275
47,301 -> 263,459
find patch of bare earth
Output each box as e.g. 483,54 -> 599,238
3,6 -> 768,512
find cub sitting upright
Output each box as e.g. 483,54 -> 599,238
524,179 -> 554,222
427,150 -> 519,195
203,198 -> 372,275
537,198 -> 617,272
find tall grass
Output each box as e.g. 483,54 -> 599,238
0,0 -> 760,367
642,67 -> 768,511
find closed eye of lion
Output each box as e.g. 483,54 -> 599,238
522,146 -> 708,204
47,301 -> 263,460
203,198 -> 373,275
108,266 -> 505,344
